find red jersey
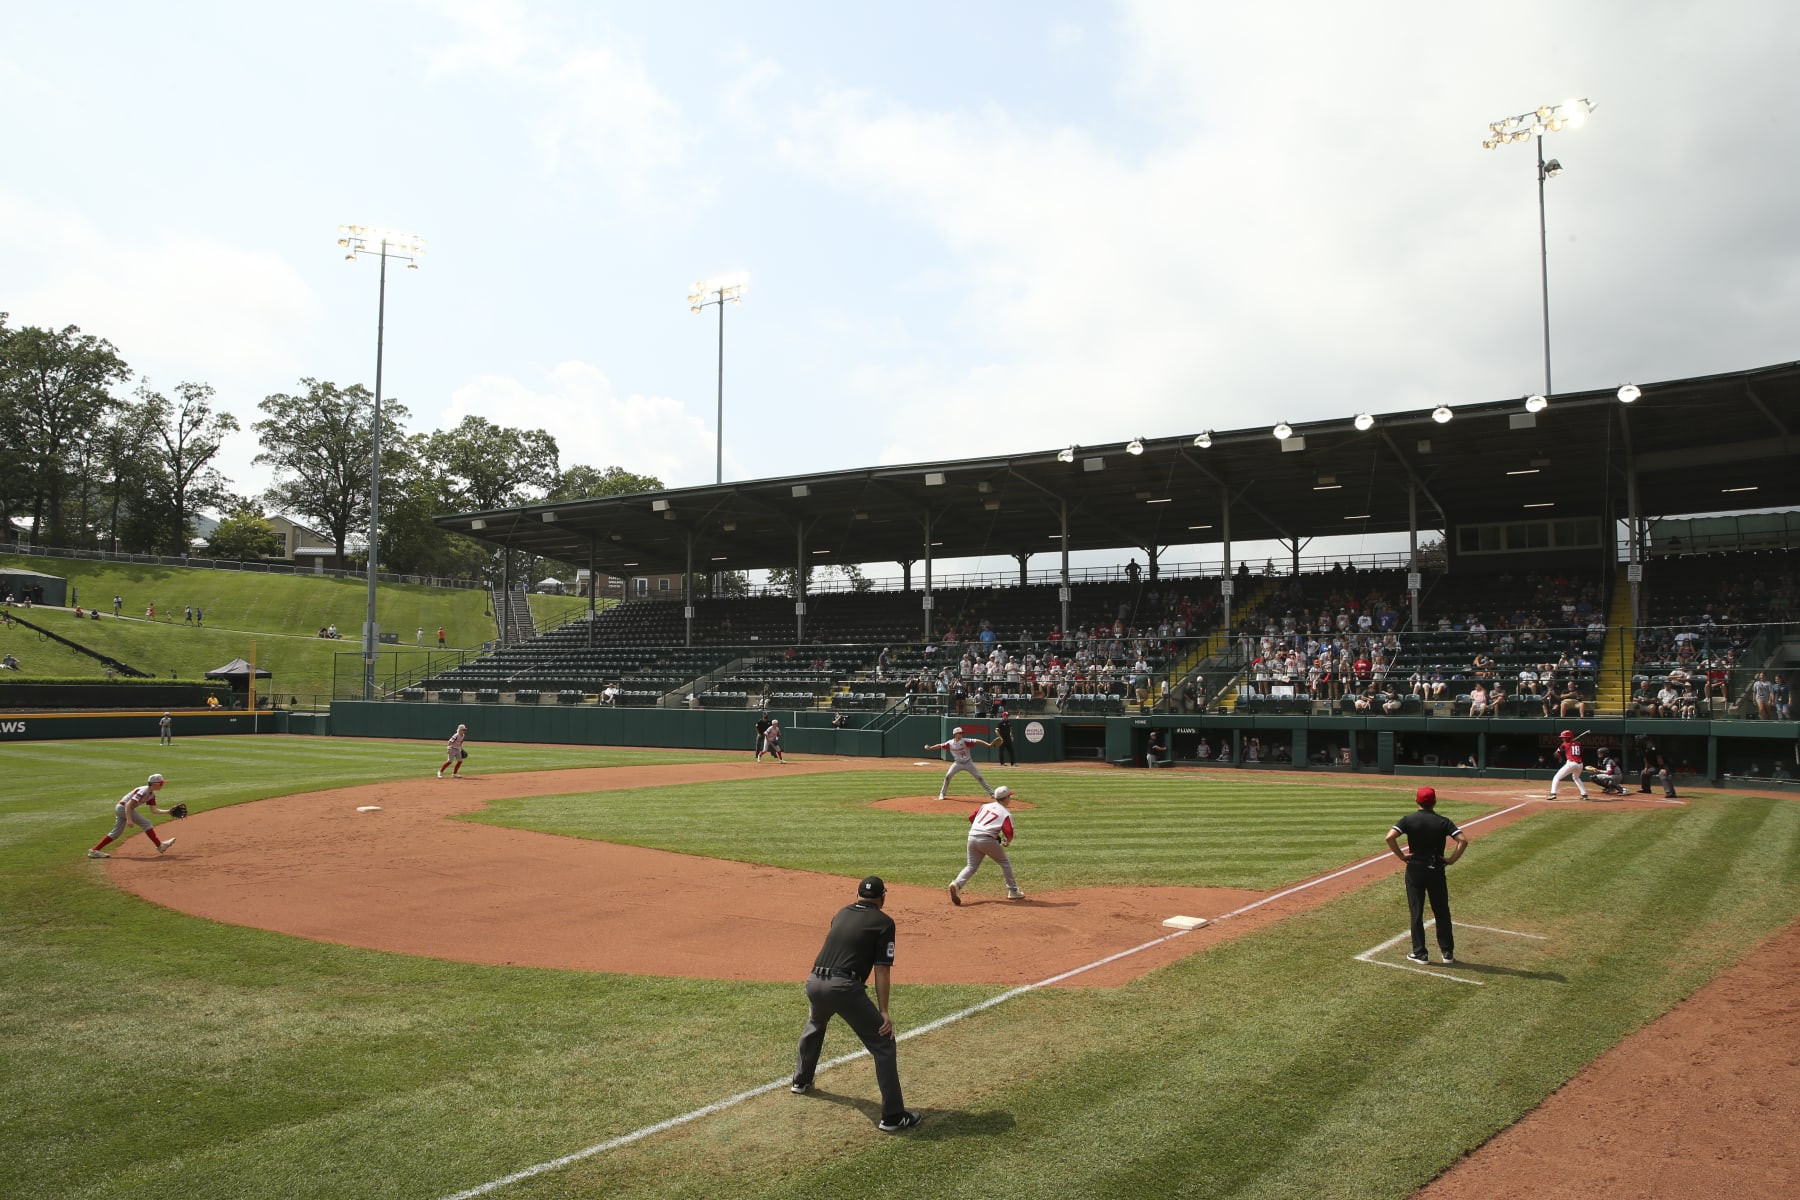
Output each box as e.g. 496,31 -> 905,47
1560,738 -> 1583,764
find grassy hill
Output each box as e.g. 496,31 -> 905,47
0,556 -> 616,700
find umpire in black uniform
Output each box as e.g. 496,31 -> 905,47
791,876 -> 922,1132
1384,786 -> 1468,965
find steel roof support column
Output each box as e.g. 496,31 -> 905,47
684,532 -> 694,648
1059,501 -> 1070,638
1409,482 -> 1421,632
588,539 -> 597,648
795,525 -> 807,644
501,548 -> 511,648
1015,552 -> 1029,588
921,515 -> 934,643
1220,492 -> 1233,643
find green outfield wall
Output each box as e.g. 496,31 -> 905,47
0,709 -> 284,741
319,701 -> 1797,785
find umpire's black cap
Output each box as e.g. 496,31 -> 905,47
858,876 -> 886,899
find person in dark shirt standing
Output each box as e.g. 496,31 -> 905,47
790,876 -> 921,1133
993,711 -> 1017,766
1384,786 -> 1468,965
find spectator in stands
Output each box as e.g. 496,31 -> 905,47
1631,679 -> 1659,718
1586,618 -> 1607,645
1657,681 -> 1680,718
438,626 -> 446,647
601,683 -> 621,706
1539,678 -> 1563,718
1196,737 -> 1212,761
1751,672 -> 1775,719
1560,684 -> 1593,719
1382,691 -> 1404,715
1517,666 -> 1539,696
0,653 -> 18,670
1775,677 -> 1791,720
1468,682 -> 1489,717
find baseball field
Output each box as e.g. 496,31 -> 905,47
3,736 -> 1797,1199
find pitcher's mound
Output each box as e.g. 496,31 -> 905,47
872,795 -> 1038,814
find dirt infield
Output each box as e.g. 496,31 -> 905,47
105,757 -> 1549,987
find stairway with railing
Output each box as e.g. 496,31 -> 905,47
1595,564 -> 1638,715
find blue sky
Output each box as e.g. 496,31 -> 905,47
4,1 -> 1797,573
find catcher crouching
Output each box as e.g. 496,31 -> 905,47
88,773 -> 186,859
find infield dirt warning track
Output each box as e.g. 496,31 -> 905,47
102,756 -> 1560,986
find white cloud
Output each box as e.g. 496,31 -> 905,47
0,193 -> 317,378
440,361 -> 717,487
424,2 -> 689,194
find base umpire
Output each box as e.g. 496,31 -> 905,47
790,876 -> 921,1132
1385,786 -> 1468,965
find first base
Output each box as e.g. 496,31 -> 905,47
356,805 -> 383,813
1162,915 -> 1208,930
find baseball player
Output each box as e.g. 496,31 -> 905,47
1546,729 -> 1590,800
764,718 -> 786,763
925,726 -> 996,801
87,773 -> 184,858
948,784 -> 1025,904
1590,750 -> 1627,796
158,711 -> 173,746
754,712 -> 773,761
437,724 -> 469,778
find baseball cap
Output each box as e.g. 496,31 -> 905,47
1415,786 -> 1436,806
992,785 -> 1013,802
952,726 -> 963,735
858,876 -> 886,899
147,773 -> 166,785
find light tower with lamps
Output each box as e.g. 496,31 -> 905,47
687,271 -> 749,485
1483,97 -> 1593,398
336,224 -> 424,700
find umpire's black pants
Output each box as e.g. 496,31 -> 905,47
793,973 -> 905,1119
997,738 -> 1016,765
1405,862 -> 1453,958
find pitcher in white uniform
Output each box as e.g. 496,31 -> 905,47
924,727 -> 996,801
949,786 -> 1025,904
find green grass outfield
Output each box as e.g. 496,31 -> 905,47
0,555 -> 605,697
2,738 -> 1797,1200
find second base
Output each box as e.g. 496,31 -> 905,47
1162,915 -> 1209,931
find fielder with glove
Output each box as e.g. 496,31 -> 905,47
948,785 -> 1025,904
87,773 -> 180,858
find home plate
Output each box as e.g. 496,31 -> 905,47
356,805 -> 383,813
1162,915 -> 1209,930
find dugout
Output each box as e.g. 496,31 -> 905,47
0,569 -> 67,608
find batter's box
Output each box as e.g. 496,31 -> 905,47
1354,920 -> 1549,986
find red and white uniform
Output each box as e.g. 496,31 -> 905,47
1548,734 -> 1589,799
951,796 -> 1021,897
928,732 -> 993,800
106,785 -> 161,838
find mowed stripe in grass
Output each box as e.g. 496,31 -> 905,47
3,741 -> 1797,1200
470,769 -> 1498,890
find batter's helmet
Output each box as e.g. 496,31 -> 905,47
1560,729 -> 1574,739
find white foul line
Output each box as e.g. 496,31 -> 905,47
439,799 -> 1532,1199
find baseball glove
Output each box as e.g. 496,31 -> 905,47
458,748 -> 469,760
168,803 -> 189,819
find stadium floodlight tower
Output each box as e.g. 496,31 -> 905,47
1483,97 -> 1593,398
688,271 -> 750,485
337,224 -> 425,701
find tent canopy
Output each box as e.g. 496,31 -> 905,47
205,658 -> 272,679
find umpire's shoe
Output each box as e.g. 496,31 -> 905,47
877,1110 -> 923,1133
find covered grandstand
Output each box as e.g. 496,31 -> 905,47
327,359 -> 1800,785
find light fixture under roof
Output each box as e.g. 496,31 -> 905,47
1056,446 -> 1076,463
1525,394 -> 1548,413
1126,437 -> 1145,456
1353,413 -> 1375,431
1193,431 -> 1212,449
1617,383 -> 1641,403
1431,405 -> 1453,424
1272,422 -> 1293,440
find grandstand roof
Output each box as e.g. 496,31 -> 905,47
438,359 -> 1800,577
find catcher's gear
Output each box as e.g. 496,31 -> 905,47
168,803 -> 189,819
